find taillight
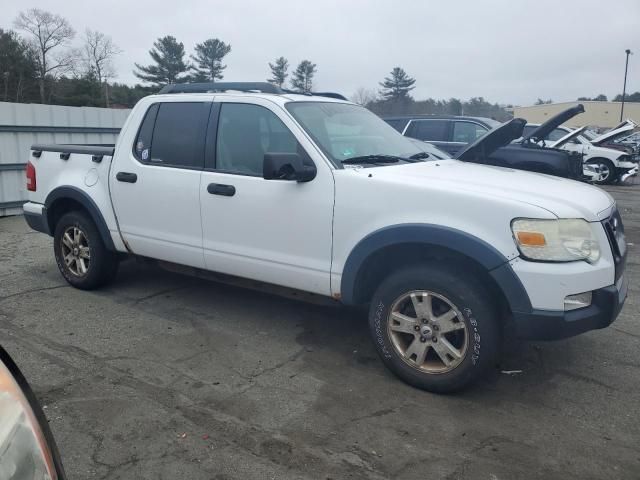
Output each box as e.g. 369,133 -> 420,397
26,161 -> 36,191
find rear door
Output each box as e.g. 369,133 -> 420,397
109,100 -> 211,268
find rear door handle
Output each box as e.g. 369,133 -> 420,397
116,172 -> 137,183
207,183 -> 235,196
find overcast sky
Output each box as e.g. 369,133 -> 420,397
2,0 -> 638,105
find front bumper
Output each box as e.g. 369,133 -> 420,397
512,274 -> 627,340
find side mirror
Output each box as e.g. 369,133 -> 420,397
0,346 -> 66,480
263,153 -> 317,182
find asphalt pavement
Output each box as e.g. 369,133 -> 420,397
0,184 -> 638,479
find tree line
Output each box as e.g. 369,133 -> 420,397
0,8 -> 638,113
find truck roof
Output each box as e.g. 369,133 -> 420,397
147,91 -> 351,108
149,82 -> 351,107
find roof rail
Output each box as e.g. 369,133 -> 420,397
158,82 -> 348,101
159,82 -> 282,94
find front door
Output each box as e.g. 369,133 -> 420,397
110,100 -> 211,268
199,98 -> 334,295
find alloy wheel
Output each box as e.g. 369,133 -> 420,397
387,290 -> 468,374
60,226 -> 91,276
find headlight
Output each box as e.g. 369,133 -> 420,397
511,218 -> 600,263
0,351 -> 63,480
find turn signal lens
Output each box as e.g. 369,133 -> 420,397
515,231 -> 546,247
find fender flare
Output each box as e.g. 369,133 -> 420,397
44,186 -> 116,251
339,224 -> 532,314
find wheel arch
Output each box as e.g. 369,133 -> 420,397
44,186 -> 116,252
339,224 -> 532,315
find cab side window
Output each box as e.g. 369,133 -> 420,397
133,103 -> 159,161
215,103 -> 306,176
150,103 -> 210,168
133,102 -> 210,169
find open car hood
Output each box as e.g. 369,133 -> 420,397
549,125 -> 587,148
456,118 -> 526,161
522,104 -> 585,142
591,120 -> 637,145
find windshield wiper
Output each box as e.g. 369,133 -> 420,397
341,155 -> 403,165
407,152 -> 430,161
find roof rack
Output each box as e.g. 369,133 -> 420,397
158,82 -> 347,101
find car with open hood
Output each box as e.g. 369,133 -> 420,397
522,107 -> 638,184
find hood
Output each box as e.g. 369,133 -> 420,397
456,118 -> 526,161
522,104 -> 585,142
591,120 -> 637,145
549,126 -> 587,148
365,160 -> 614,221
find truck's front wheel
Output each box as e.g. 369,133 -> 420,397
368,263 -> 500,393
53,211 -> 118,290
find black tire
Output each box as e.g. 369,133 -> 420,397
368,263 -> 500,393
53,211 -> 119,290
586,158 -> 616,185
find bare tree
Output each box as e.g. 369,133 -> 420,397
14,8 -> 75,103
351,87 -> 377,106
83,29 -> 122,106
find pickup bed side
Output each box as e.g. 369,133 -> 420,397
23,144 -> 127,253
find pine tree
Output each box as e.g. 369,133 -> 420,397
379,67 -> 416,101
267,56 -> 288,87
134,36 -> 189,87
290,60 -> 316,93
190,38 -> 231,81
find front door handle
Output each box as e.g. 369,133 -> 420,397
116,172 -> 137,183
207,183 -> 235,196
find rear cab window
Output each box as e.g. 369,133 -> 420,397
133,102 -> 210,169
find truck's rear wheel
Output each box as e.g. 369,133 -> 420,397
368,263 -> 500,393
53,211 -> 118,290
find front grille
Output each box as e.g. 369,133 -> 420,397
602,207 -> 626,283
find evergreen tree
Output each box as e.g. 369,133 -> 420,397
0,28 -> 39,102
379,67 -> 415,101
290,60 -> 316,93
134,36 -> 189,87
190,38 -> 231,81
267,56 -> 288,87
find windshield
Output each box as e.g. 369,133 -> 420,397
286,102 -> 424,166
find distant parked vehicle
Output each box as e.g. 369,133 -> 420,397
523,114 -> 639,184
382,114 -> 501,156
384,113 -> 587,180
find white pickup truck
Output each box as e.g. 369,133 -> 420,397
23,82 -> 628,392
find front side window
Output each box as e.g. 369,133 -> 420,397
286,102 -> 422,165
405,120 -> 449,142
147,102 -> 209,168
215,103 -> 304,176
452,121 -> 488,143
